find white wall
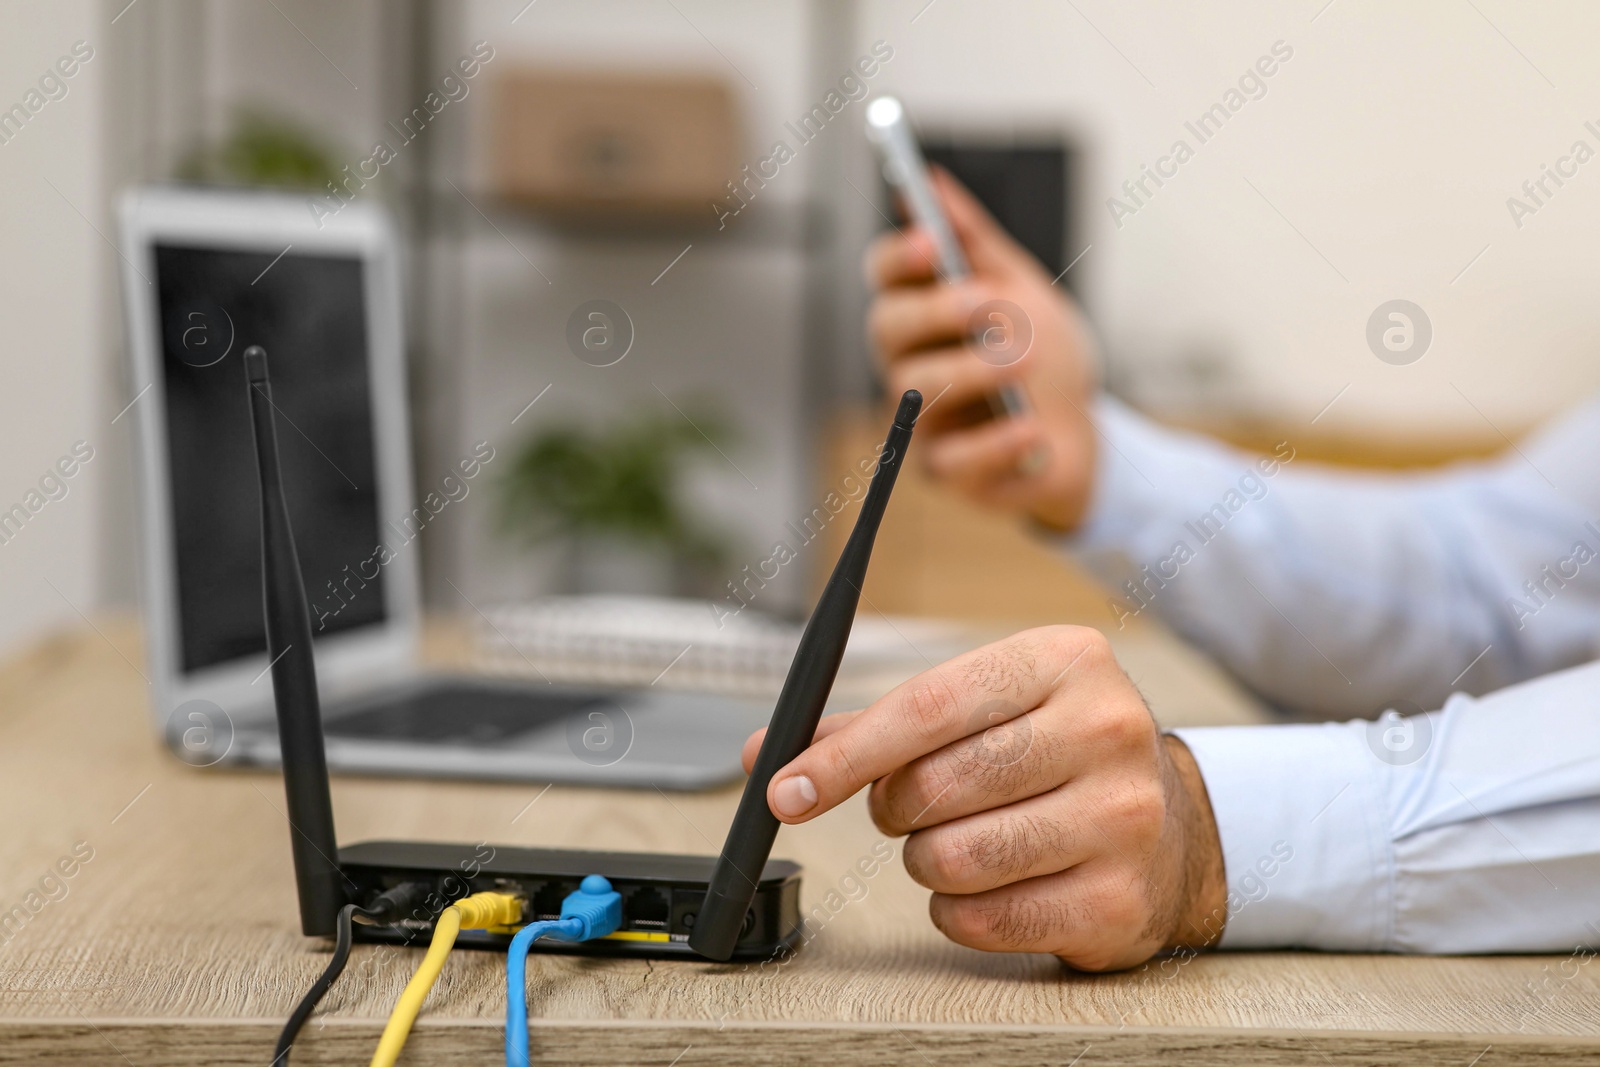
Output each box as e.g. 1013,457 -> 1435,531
854,0 -> 1600,433
0,1 -> 104,656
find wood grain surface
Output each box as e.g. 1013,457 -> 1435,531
0,620 -> 1595,1066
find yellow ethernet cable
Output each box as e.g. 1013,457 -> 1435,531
369,891 -> 521,1067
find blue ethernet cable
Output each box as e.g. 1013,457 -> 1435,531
505,874 -> 622,1067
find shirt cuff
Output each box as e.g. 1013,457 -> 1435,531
1172,721 -> 1395,950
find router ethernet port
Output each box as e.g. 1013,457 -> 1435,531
624,886 -> 670,930
530,880 -> 572,921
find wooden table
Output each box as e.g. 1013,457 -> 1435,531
0,619 -> 1596,1066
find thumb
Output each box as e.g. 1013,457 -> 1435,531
931,166 -> 1035,279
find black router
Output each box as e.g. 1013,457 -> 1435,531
245,344 -> 918,960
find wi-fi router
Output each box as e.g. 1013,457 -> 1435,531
243,344 -> 918,961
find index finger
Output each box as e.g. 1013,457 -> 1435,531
764,626 -> 1107,824
742,710 -> 860,773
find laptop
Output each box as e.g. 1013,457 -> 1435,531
117,185 -> 768,789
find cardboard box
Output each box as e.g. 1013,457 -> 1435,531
493,69 -> 740,216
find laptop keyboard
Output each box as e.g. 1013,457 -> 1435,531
323,681 -> 609,746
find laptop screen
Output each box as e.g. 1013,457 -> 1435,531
153,243 -> 388,673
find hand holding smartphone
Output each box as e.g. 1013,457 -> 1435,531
864,96 -> 1035,431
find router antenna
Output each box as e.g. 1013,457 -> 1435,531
689,389 -> 922,960
244,345 -> 345,937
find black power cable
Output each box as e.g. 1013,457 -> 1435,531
272,903 -> 363,1066
272,884 -> 432,1066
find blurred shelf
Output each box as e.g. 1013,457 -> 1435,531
426,187 -> 827,250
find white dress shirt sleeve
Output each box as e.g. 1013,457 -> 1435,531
1069,394 -> 1600,718
1063,394 -> 1600,951
1173,659 -> 1600,952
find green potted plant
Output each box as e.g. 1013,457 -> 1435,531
176,108 -> 342,190
499,407 -> 736,595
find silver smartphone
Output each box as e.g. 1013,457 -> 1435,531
865,95 -> 1031,423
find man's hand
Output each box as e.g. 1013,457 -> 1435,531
865,171 -> 1101,531
741,626 -> 1226,971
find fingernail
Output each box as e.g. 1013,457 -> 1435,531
772,775 -> 818,818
